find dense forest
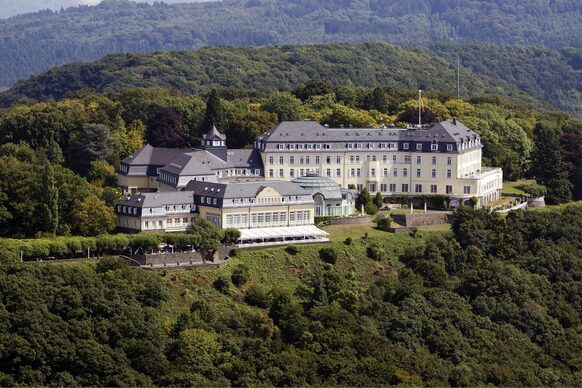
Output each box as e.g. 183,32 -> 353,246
0,203 -> 580,385
0,0 -> 581,90
3,42 -> 581,116
0,0 -> 208,19
1,84 -> 581,238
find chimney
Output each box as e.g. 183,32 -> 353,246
452,117 -> 457,125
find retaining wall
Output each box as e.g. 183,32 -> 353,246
130,246 -> 232,266
325,216 -> 372,226
391,212 -> 451,227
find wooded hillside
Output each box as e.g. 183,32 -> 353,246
0,0 -> 581,89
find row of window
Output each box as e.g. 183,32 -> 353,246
217,168 -> 261,177
374,184 -> 471,194
143,217 -> 196,229
226,213 -> 249,227
269,154 -> 453,165
273,141 -> 462,152
229,195 -> 307,205
199,197 -> 219,206
268,167 -> 455,179
159,171 -> 178,185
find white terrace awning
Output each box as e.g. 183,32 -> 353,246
238,225 -> 328,241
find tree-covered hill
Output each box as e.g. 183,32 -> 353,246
0,1 -> 210,19
0,0 -> 581,89
5,42 -> 582,115
0,204 -> 581,385
429,42 -> 582,116
0,43 -> 543,109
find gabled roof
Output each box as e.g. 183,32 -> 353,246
257,119 -> 480,152
121,144 -> 190,166
160,148 -> 263,176
203,125 -> 226,141
225,148 -> 263,169
118,191 -> 195,208
184,180 -> 311,199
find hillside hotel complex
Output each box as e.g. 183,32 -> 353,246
116,119 -> 503,244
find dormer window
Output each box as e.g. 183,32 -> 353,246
431,141 -> 438,151
416,143 -> 423,151
403,143 -> 409,150
447,144 -> 453,151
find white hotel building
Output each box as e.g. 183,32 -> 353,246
255,119 -> 502,206
118,119 -> 503,212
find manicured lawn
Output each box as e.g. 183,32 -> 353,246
502,179 -> 536,195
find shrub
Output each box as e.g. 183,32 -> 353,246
367,244 -> 386,261
47,239 -> 70,257
522,183 -> 547,198
364,202 -> 378,215
221,228 -> 241,245
229,248 -> 239,257
344,237 -> 353,245
213,275 -> 232,294
319,247 -> 338,264
129,234 -> 160,253
24,240 -> 50,258
376,217 -> 393,231
231,265 -> 249,287
409,227 -> 419,238
96,257 -> 128,273
245,284 -> 271,308
285,245 -> 299,255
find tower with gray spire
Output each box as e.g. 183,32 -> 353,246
201,125 -> 228,161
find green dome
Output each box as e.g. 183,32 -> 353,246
291,173 -> 343,199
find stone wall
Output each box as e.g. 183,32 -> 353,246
130,246 -> 233,266
391,212 -> 451,227
326,216 -> 372,226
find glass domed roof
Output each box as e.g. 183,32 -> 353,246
291,173 -> 343,199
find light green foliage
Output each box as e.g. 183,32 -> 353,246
261,92 -> 304,121
71,194 -> 115,236
188,219 -> 222,259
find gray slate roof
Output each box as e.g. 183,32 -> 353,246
184,180 -> 311,199
257,119 -> 481,153
121,144 -> 190,166
119,191 -> 195,208
203,125 -> 226,141
160,148 -> 263,176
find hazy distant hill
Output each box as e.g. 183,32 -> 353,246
0,0 -> 211,19
0,0 -> 580,89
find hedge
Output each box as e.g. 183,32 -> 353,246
0,231 -> 217,260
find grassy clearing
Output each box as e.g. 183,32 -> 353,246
529,200 -> 582,212
502,179 -> 536,195
160,226 -> 450,321
37,223 -> 451,323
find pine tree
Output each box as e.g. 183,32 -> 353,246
40,163 -> 58,235
356,188 -> 372,210
374,191 -> 384,208
202,89 -> 225,133
531,122 -> 572,204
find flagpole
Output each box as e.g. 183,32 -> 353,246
418,89 -> 422,127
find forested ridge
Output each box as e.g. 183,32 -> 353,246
0,0 -> 581,92
3,42 -> 582,116
0,204 -> 581,385
0,0 -> 208,19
